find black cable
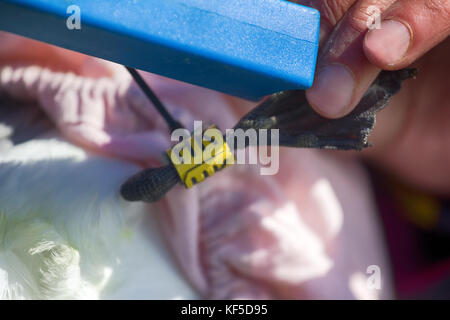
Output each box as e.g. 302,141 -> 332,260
125,66 -> 184,131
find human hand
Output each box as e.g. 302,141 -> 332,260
289,0 -> 449,118
364,39 -> 450,194
288,1 -> 450,193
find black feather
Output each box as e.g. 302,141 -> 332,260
120,165 -> 180,202
234,69 -> 417,150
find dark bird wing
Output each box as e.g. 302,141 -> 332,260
234,69 -> 417,151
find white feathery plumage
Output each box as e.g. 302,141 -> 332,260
0,134 -> 198,299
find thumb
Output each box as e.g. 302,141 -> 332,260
364,0 -> 450,70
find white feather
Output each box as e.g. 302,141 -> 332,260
0,133 -> 198,299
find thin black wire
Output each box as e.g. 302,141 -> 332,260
125,66 -> 184,131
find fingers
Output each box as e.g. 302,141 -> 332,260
306,0 -> 397,118
290,0 -> 358,44
364,0 -> 450,69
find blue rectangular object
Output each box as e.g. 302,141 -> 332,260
0,0 -> 320,101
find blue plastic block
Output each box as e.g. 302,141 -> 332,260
0,0 -> 320,101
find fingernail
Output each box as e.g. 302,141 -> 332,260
365,20 -> 411,65
306,64 -> 355,118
